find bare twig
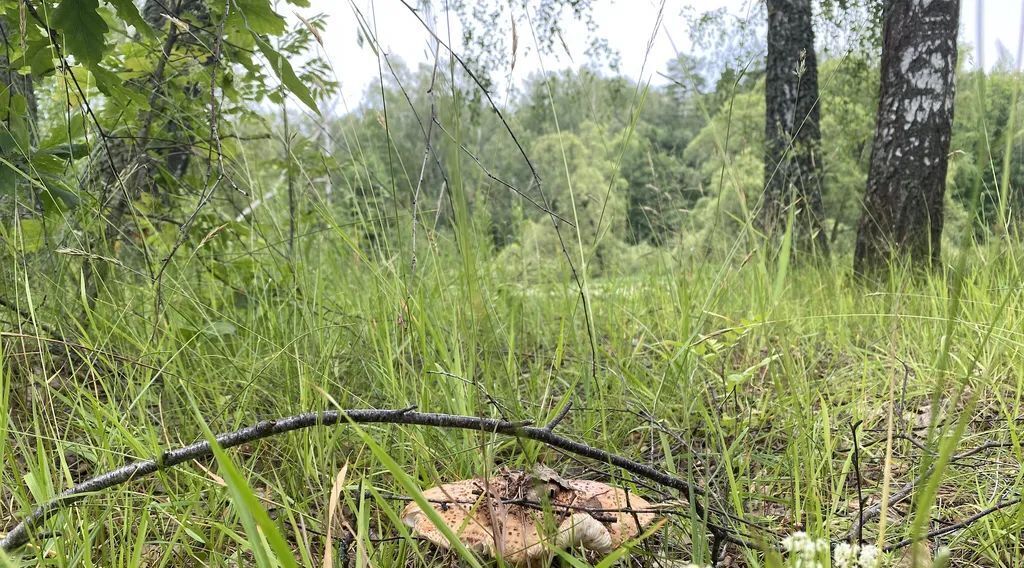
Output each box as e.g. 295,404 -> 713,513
949,441 -> 1016,462
846,440 -> 1016,542
883,497 -> 1022,552
0,408 -> 736,553
152,0 -> 232,323
851,420 -> 865,543
409,42 -> 440,279
544,398 -> 573,431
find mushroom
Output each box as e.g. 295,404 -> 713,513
401,469 -> 656,566
559,478 -> 657,552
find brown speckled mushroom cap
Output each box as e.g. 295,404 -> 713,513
560,479 -> 656,548
400,470 -> 657,566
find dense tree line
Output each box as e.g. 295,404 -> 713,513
0,0 -> 1018,316
321,0 -> 999,281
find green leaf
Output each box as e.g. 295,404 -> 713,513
0,160 -> 16,193
232,0 -> 286,35
52,0 -> 109,66
88,63 -> 131,99
252,34 -> 319,114
12,38 -> 56,76
203,321 -> 238,337
38,143 -> 91,160
41,114 -> 88,149
105,0 -> 155,38
38,184 -> 81,214
15,219 -> 45,253
1,94 -> 30,150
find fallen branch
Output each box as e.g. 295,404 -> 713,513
848,475 -> 917,543
846,440 -> 1017,543
1,408 -> 738,553
884,496 -> 1022,552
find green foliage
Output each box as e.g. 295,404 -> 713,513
105,0 -> 154,37
252,34 -> 319,113
230,0 -> 287,35
949,68 -> 1024,236
2,6 -> 1024,567
325,48 -> 1019,268
52,0 -> 109,66
497,123 -> 628,279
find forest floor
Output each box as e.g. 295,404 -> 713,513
2,237 -> 1023,567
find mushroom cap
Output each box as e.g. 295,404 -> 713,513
401,476 -> 549,564
400,470 -> 656,566
562,478 -> 656,547
553,513 -> 613,553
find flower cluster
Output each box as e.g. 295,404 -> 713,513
833,542 -> 882,568
782,532 -> 830,567
779,532 -> 883,568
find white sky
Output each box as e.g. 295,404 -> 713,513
298,0 -> 1023,109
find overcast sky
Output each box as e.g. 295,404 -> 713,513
299,0 -> 1023,110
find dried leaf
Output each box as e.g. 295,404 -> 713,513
510,13 -> 518,72
294,12 -> 324,48
323,462 -> 348,568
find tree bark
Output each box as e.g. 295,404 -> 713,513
0,17 -> 37,130
0,16 -> 38,219
854,0 -> 959,274
761,0 -> 829,256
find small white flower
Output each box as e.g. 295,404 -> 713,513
858,544 -> 881,568
834,542 -> 857,568
782,531 -> 810,552
831,542 -> 883,568
782,531 -> 829,567
815,538 -> 830,556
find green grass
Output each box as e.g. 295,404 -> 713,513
2,221 -> 1024,566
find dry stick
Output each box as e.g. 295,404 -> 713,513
883,497 -> 1022,552
845,440 -> 1016,542
851,420 -> 865,544
0,408 -> 736,553
544,398 -> 573,431
849,472 -> 920,544
875,364 -> 899,547
409,46 -> 440,279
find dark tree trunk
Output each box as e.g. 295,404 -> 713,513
761,0 -> 828,256
0,18 -> 37,130
142,0 -> 212,180
854,0 -> 959,274
0,16 -> 38,219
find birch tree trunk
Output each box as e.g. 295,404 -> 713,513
854,0 -> 959,274
761,0 -> 829,256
